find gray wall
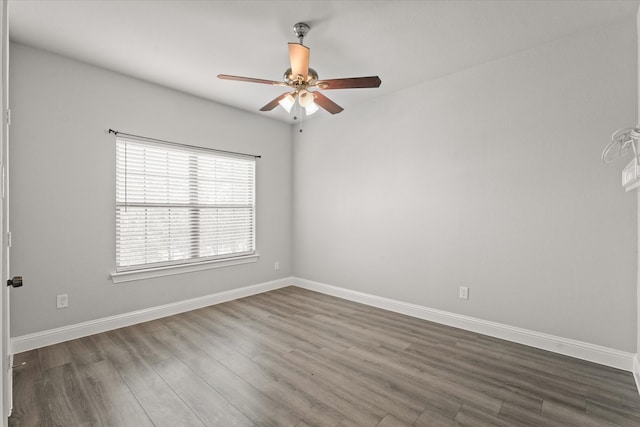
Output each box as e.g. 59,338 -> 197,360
9,43 -> 292,337
293,20 -> 638,352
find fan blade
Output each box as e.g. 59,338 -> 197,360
260,92 -> 290,111
288,43 -> 310,80
313,92 -> 344,114
316,76 -> 382,90
218,74 -> 284,86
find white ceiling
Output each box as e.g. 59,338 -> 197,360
8,0 -> 640,123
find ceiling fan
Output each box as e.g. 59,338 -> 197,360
218,22 -> 381,116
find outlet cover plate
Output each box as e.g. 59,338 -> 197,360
56,294 -> 69,309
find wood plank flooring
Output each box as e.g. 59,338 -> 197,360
8,286 -> 640,426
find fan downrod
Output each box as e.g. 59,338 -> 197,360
293,22 -> 310,44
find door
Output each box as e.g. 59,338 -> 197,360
1,0 -> 9,423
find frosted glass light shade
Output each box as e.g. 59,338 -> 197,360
298,89 -> 315,107
305,102 -> 319,115
278,94 -> 295,113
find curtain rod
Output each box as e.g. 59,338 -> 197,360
108,129 -> 261,159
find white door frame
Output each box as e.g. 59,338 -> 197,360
1,0 -> 9,423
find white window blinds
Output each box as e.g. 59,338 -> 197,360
116,136 -> 256,272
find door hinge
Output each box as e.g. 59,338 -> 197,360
6,109 -> 10,126
7,231 -> 11,248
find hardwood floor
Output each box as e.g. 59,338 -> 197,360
8,286 -> 640,426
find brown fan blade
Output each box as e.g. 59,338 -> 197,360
260,92 -> 290,112
316,76 -> 382,90
313,91 -> 344,114
288,43 -> 310,80
218,74 -> 284,86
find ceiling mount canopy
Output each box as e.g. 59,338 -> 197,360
217,21 -> 381,117
293,22 -> 310,44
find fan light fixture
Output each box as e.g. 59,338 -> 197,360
277,89 -> 319,115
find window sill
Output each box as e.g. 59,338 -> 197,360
110,254 -> 260,284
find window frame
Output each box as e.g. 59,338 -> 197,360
112,135 -> 258,281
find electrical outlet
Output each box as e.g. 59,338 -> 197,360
459,286 -> 469,300
274,261 -> 280,271
56,294 -> 69,309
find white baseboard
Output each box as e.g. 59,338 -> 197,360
11,277 -> 292,354
292,277 -> 636,372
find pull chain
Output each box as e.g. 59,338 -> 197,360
295,100 -> 303,133
299,102 -> 304,133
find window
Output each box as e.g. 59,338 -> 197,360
115,136 -> 255,272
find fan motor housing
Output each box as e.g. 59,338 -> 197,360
284,67 -> 318,86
